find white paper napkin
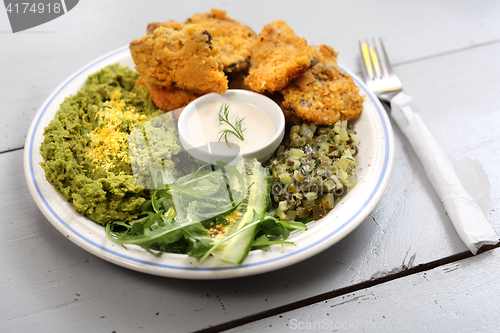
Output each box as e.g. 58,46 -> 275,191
390,92 -> 498,254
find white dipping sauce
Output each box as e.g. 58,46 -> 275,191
187,100 -> 276,152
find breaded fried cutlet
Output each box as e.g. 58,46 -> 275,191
186,9 -> 257,73
281,45 -> 364,126
262,91 -> 303,125
316,44 -> 338,67
244,20 -> 319,93
130,24 -> 228,95
136,76 -> 200,111
146,21 -> 186,35
227,70 -> 249,90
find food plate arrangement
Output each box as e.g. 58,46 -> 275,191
24,46 -> 394,279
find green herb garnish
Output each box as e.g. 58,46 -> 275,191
218,103 -> 245,146
106,162 -> 246,257
105,160 -> 309,264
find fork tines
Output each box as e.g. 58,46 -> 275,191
359,38 -> 403,102
359,38 -> 393,82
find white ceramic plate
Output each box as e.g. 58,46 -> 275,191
24,46 -> 394,279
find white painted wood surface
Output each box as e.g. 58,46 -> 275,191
228,248 -> 500,333
1,1 -> 500,332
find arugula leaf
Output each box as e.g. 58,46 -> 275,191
252,235 -> 271,251
198,210 -> 307,263
105,160 -> 310,264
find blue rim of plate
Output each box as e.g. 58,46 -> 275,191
26,45 -> 392,275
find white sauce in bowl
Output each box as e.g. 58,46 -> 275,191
187,100 -> 276,152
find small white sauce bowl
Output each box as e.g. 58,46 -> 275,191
178,89 -> 285,164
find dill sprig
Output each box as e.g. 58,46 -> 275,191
218,103 -> 245,147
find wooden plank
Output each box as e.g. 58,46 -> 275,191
1,0 -> 500,152
226,248 -> 500,333
390,42 -> 500,231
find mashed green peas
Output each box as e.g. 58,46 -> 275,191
40,64 -> 181,225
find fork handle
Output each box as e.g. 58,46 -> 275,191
390,92 -> 498,254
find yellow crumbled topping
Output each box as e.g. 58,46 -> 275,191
86,90 -> 145,172
82,113 -> 92,126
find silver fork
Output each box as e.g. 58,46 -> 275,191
359,38 -> 498,254
359,38 -> 402,103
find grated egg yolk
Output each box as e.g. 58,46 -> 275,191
86,90 -> 146,172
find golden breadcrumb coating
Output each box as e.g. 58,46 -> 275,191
281,45 -> 364,126
136,76 -> 200,112
130,24 -> 228,94
187,9 -> 257,73
244,20 -> 319,93
146,21 -> 186,35
316,44 -> 338,67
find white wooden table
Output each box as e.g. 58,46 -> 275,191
2,1 -> 500,332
